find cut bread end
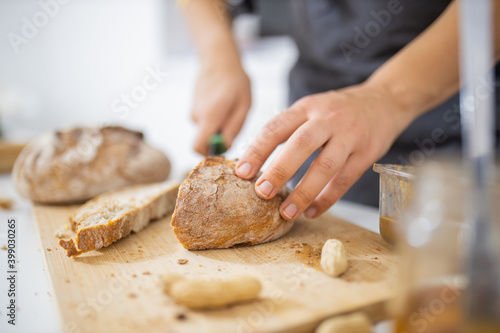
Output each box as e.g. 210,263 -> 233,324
60,181 -> 179,258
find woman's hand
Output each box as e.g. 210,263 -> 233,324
235,82 -> 415,220
179,0 -> 252,155
191,58 -> 251,155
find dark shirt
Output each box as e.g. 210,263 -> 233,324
285,0 -> 500,206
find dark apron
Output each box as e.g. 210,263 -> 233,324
286,0 -> 500,206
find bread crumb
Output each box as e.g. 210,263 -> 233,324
128,293 -> 137,299
132,274 -> 137,278
0,197 -> 14,210
175,313 -> 187,321
46,248 -> 52,251
143,271 -> 151,275
54,224 -> 73,239
1,245 -> 7,250
177,259 -> 188,265
376,247 -> 381,251
110,273 -> 115,277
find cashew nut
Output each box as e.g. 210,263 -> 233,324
161,275 -> 261,309
320,239 -> 348,277
316,312 -> 372,333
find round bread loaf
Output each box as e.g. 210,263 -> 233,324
171,156 -> 294,250
13,126 -> 170,203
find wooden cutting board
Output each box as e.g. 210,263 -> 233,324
0,141 -> 26,173
33,203 -> 398,333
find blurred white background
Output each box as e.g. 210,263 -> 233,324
0,0 -> 297,180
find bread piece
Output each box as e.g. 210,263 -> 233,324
60,181 -> 179,257
171,157 -> 294,250
13,126 -> 171,204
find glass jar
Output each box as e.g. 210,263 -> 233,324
373,164 -> 415,245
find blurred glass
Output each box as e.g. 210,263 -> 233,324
393,160 -> 469,333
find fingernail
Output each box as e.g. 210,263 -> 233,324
236,162 -> 252,178
283,203 -> 298,219
305,207 -> 317,218
256,180 -> 274,198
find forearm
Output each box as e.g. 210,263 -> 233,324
179,0 -> 241,67
367,0 -> 500,123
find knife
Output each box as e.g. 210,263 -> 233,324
208,132 -> 227,156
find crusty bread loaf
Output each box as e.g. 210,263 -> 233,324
171,157 -> 294,250
60,181 -> 179,257
13,126 -> 171,204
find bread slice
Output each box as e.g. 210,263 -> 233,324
171,157 -> 295,250
60,181 -> 179,257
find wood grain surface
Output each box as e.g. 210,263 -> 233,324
33,204 -> 398,333
0,141 -> 25,173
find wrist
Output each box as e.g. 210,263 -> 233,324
200,46 -> 244,77
363,74 -> 423,126
199,39 -> 242,68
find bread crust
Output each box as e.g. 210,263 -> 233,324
171,157 -> 294,250
13,126 -> 171,204
60,181 -> 179,257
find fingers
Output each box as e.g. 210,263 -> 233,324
235,107 -> 308,179
220,95 -> 251,149
278,139 -> 352,220
253,119 -> 332,201
304,154 -> 372,218
193,118 -> 220,155
192,96 -> 233,155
